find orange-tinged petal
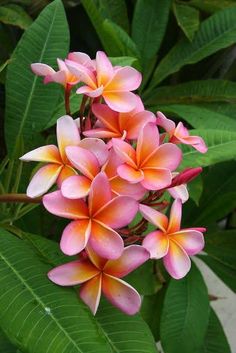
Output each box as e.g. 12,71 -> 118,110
105,66 -> 141,91
104,245 -> 149,278
79,137 -> 109,166
167,198 -> 182,234
142,230 -> 169,259
110,175 -> 146,200
143,143 -> 182,171
112,138 -> 137,168
141,168 -> 172,190
61,175 -> 91,199
48,259 -> 99,286
60,219 -> 91,256
122,110 -> 156,140
102,274 -> 141,315
170,229 -> 204,255
168,184 -> 189,203
96,51 -> 114,86
139,204 -> 168,232
27,164 -> 63,198
163,239 -> 191,279
88,172 -> 112,216
92,103 -> 120,133
80,274 -> 102,315
56,165 -> 76,188
136,123 -> 159,166
86,244 -> 107,270
89,221 -> 123,259
103,91 -> 138,113
43,190 -> 89,219
117,164 -> 144,183
66,145 -> 100,179
65,60 -> 97,88
20,145 -> 61,164
56,115 -> 80,163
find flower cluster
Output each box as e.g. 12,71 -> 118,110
21,51 -> 207,315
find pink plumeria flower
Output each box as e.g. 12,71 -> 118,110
20,116 -> 108,198
43,172 -> 138,259
112,122 -> 182,190
31,59 -> 79,87
156,111 -> 207,153
66,51 -> 142,112
83,97 -> 156,140
103,149 -> 146,200
140,199 -> 206,279
48,245 -> 149,315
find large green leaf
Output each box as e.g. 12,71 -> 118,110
198,308 -> 231,353
5,0 -> 69,157
181,129 -> 236,168
160,263 -> 209,353
148,7 -> 236,88
190,0 -> 236,14
155,104 -> 236,131
173,3 -> 200,41
96,0 -> 129,32
132,0 -> 171,64
0,4 -> 32,29
0,329 -> 16,353
145,79 -> 236,105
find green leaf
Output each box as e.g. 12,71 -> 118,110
189,0 -> 236,14
149,7 -> 236,87
102,19 -> 140,59
109,56 -> 138,67
132,0 -> 171,63
5,0 -> 69,157
198,255 -> 236,292
154,104 -> 236,131
95,0 -> 129,32
173,3 -> 200,41
0,4 -> 32,29
198,308 -> 231,353
0,329 -> 16,353
181,129 -> 236,168
145,79 -> 236,106
160,263 -> 209,353
188,174 -> 203,205
0,229 -> 112,353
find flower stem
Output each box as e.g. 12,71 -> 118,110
64,84 -> 72,115
0,193 -> 42,203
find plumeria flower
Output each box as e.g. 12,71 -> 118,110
48,245 -> 150,315
20,116 -> 108,198
31,59 -> 79,87
83,97 -> 155,140
167,173 -> 189,203
112,122 -> 182,190
66,51 -> 142,112
140,199 -> 206,279
156,111 -> 207,153
43,172 -> 138,259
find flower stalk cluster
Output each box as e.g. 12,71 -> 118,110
20,51 -> 207,315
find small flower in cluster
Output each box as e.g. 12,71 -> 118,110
22,51 -> 208,315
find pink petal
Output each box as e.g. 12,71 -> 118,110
139,204 -> 168,231
31,63 -> 55,76
27,164 -> 62,198
117,164 -> 144,183
104,245 -> 149,277
60,220 -> 91,255
56,165 -> 76,188
110,176 -> 146,200
76,85 -> 104,98
136,123 -> 160,166
56,115 -> 80,163
168,184 -> 189,203
61,175 -> 91,199
48,259 -> 99,286
96,51 -> 114,86
66,146 -> 100,180
83,128 -> 119,139
112,138 -> 137,168
163,240 -> 191,279
88,172 -> 112,216
80,274 -> 102,315
86,245 -> 107,270
167,199 -> 182,234
79,137 -> 109,166
92,103 -> 119,133
142,230 -> 169,259
123,110 -> 156,140
105,66 -> 142,91
94,196 -> 138,229
89,221 -> 124,259
67,52 -> 92,66
103,91 -> 138,113
43,190 -> 89,219
102,274 -> 141,315
170,229 -> 205,255
156,111 -> 175,134
49,70 -> 67,85
141,168 -> 172,190
20,145 -> 61,163
144,143 -> 182,171
178,135 -> 208,153
65,60 -> 97,88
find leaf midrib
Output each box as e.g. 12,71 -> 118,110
0,250 -> 84,353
